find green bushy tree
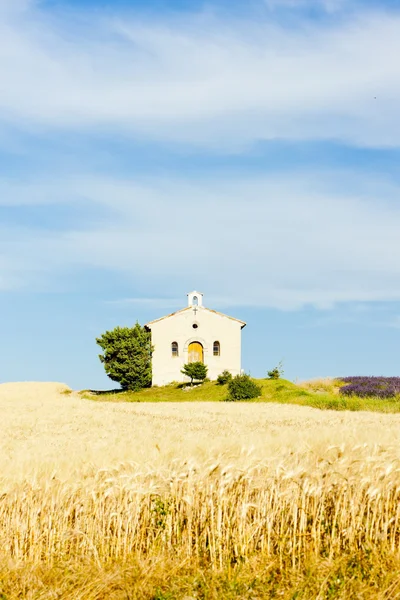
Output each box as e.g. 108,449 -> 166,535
96,323 -> 153,391
217,370 -> 233,385
267,360 -> 284,380
181,362 -> 208,385
227,374 -> 262,401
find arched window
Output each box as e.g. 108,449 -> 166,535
213,341 -> 220,356
171,342 -> 179,357
193,296 -> 199,306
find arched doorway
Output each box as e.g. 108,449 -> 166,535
188,341 -> 204,363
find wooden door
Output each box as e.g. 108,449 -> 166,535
188,342 -> 204,363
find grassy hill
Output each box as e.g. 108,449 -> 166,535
82,377 -> 400,413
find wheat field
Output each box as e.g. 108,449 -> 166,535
3,382 -> 400,598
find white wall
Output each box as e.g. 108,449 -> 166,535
148,306 -> 243,386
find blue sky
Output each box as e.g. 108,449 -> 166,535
1,0 -> 400,389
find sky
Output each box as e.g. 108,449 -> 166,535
1,0 -> 400,389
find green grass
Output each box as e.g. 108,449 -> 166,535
81,381 -> 228,402
81,378 -> 400,413
60,388 -> 73,395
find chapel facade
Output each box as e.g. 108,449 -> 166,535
145,291 -> 246,386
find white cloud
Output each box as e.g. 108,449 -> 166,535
0,0 -> 32,14
264,0 -> 346,12
0,3 -> 399,148
387,316 -> 400,329
107,298 -> 186,310
2,170 -> 400,309
1,2 -> 400,310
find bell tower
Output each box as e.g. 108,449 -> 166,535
187,290 -> 204,307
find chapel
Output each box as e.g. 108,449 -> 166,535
145,291 -> 246,386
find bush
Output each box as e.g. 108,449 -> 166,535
227,374 -> 262,401
181,362 -> 208,385
96,323 -> 153,391
338,376 -> 400,399
267,360 -> 284,380
217,370 -> 233,385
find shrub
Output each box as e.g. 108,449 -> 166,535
227,374 -> 262,401
267,360 -> 284,380
338,376 -> 400,399
96,323 -> 153,391
181,362 -> 208,385
217,370 -> 233,385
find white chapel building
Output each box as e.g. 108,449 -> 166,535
145,291 -> 246,386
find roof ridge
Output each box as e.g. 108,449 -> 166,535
145,305 -> 246,328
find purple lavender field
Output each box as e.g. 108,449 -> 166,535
338,377 -> 400,399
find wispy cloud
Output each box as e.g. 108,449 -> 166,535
264,0 -> 346,12
380,316 -> 400,329
1,0 -> 400,310
2,169 -> 400,308
0,2 -> 399,149
106,297 -> 185,309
